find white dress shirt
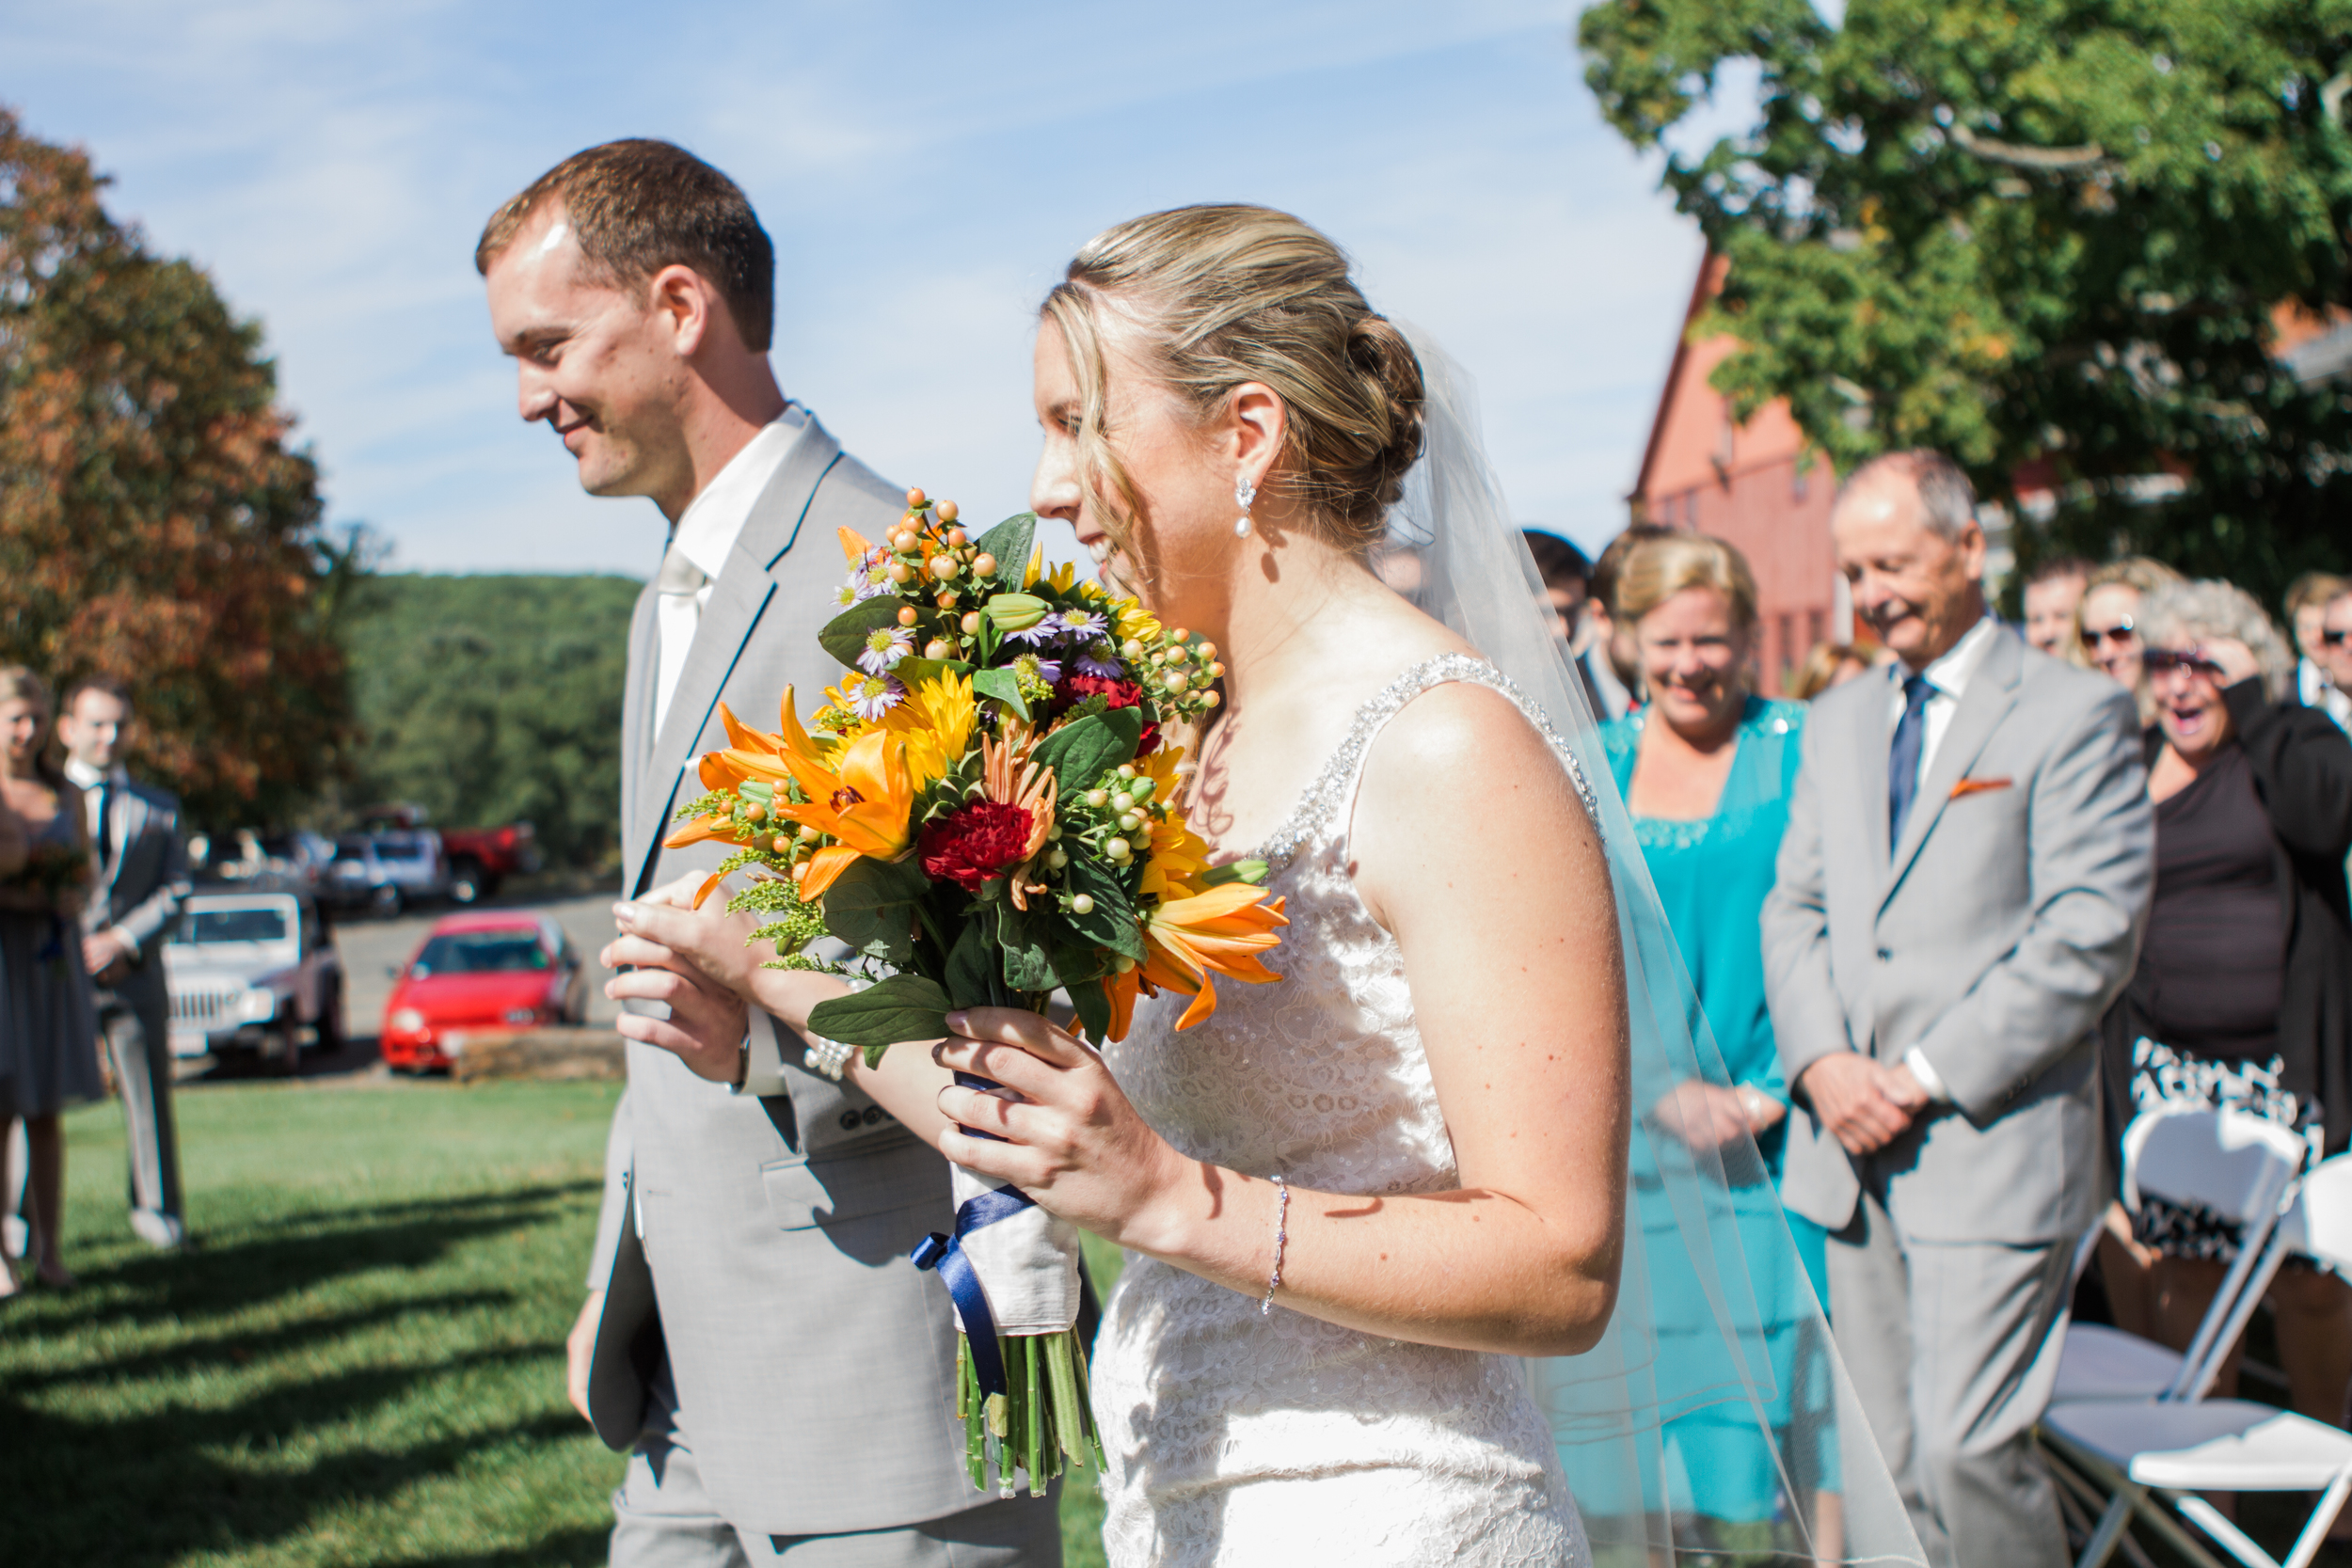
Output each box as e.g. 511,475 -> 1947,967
652,406 -> 808,736
65,755 -> 135,955
1885,612 -> 1999,1101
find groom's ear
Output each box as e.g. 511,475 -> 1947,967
648,262 -> 723,359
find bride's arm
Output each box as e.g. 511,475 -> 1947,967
938,683 -> 1630,1358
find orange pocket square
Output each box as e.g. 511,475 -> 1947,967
1950,776 -> 2013,799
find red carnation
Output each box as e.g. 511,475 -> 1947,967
1050,672 -> 1159,756
918,800 -> 1036,892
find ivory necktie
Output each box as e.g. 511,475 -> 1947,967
652,545 -> 710,737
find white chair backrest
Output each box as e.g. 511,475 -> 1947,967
2279,1153 -> 2352,1272
2123,1107 -> 2307,1223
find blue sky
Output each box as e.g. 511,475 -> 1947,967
5,1 -> 1711,577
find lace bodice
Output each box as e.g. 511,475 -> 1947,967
1090,655 -> 1591,1568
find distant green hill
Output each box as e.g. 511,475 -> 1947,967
340,573 -> 640,874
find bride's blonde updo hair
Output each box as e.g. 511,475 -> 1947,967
1041,204 -> 1426,554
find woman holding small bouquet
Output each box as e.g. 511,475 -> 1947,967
621,207 -> 1924,1566
0,667 -> 101,1294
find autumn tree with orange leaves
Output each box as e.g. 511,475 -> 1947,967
0,107 -> 350,829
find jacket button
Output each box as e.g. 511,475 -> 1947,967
1876,948 -> 1892,961
864,1106 -> 886,1126
838,1110 -> 862,1131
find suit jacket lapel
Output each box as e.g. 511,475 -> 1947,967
1858,673 -> 1896,886
1883,626 -> 2024,904
629,420 -> 845,898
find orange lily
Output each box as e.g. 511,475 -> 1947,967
766,726 -> 919,900
838,525 -> 872,563
665,691 -> 834,853
1142,883 -> 1287,1029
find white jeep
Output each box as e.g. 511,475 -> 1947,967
164,890 -> 345,1068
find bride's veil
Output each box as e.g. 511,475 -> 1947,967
1388,327 -> 1927,1566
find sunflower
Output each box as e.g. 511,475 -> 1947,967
881,671 -> 977,787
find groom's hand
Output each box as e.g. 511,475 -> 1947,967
565,1291 -> 600,1424
1798,1052 -> 1914,1156
604,885 -> 750,1084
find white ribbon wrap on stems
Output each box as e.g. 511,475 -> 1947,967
946,1162 -> 1083,1338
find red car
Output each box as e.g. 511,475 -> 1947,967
379,911 -> 589,1071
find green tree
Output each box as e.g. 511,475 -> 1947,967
0,106 -> 350,825
337,574 -> 639,873
1580,0 -> 2352,601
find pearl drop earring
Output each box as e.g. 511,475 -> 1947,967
1233,477 -> 1256,539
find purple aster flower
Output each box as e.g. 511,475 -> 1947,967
1073,641 -> 1124,678
846,673 -> 907,721
1056,609 -> 1109,643
1003,616 -> 1062,646
1011,652 -> 1063,685
856,624 -> 914,675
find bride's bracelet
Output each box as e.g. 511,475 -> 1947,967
1260,1175 -> 1289,1317
803,1034 -> 855,1083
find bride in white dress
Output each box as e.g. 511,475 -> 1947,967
930,206 -> 1623,1567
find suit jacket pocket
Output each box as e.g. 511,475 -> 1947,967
760,1136 -> 948,1232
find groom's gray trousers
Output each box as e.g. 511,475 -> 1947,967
610,1369 -> 1058,1568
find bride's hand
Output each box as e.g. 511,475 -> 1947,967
933,1006 -> 1190,1252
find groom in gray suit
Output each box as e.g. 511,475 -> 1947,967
1763,451 -> 2153,1568
479,140 -> 1055,1567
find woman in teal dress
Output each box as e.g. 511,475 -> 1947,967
1596,533 -> 1836,1550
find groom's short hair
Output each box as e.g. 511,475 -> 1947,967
475,139 -> 775,353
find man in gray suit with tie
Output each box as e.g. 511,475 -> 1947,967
1763,451 -> 2153,1568
478,140 -> 1056,1567
58,676 -> 193,1250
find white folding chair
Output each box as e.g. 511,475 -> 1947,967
2042,1154 -> 2352,1568
2051,1108 -> 2308,1407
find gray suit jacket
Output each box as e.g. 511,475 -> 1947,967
84,774 -> 191,1013
586,413 -> 974,1534
1762,623 -> 2153,1243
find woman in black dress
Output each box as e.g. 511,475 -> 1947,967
2096,580 -> 2352,1422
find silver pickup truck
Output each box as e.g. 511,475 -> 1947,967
165,890 -> 345,1068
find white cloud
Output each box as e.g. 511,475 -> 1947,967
2,0 -> 1699,569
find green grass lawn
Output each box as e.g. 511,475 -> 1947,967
0,1078 -> 1119,1567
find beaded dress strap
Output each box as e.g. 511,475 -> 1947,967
1251,652 -> 1602,872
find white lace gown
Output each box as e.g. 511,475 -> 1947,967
1092,656 -> 1593,1568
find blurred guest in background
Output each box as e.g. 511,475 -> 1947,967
2319,586 -> 2352,739
1582,521 -> 1673,720
1599,532 -> 1835,1544
1522,528 -> 1599,709
2285,571 -> 2347,714
1787,641 -> 1880,703
2095,581 -> 2352,1422
59,676 -> 192,1252
0,668 -> 101,1293
2023,556 -> 2093,658
2075,556 -> 2185,725
1764,452 -> 2151,1568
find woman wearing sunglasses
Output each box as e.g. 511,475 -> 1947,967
2093,579 -> 2352,1428
2072,556 -> 2185,726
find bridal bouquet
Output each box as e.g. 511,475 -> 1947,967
667,492 -> 1286,1496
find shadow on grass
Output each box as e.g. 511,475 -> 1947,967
0,1179 -> 611,1563
393,1531 -> 612,1568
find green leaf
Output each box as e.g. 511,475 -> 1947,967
808,974 -> 951,1053
997,902 -> 1063,992
819,856 -> 929,961
1033,708 -> 1143,796
1067,977 -> 1113,1047
945,912 -> 1003,1011
970,665 -> 1030,721
1063,854 -> 1145,961
890,656 -> 973,689
1050,942 -> 1107,987
1200,859 -> 1268,887
818,597 -> 910,670
974,512 -> 1037,586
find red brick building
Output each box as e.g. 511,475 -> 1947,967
1628,253 -> 1845,696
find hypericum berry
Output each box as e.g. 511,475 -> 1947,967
1117,812 -> 1141,832
1196,641 -> 1216,659
888,561 -> 914,584
935,590 -> 958,610
937,499 -> 959,523
1121,639 -> 1145,660
1168,626 -> 1188,642
792,861 -> 810,881
907,487 -> 928,508
1165,643 -> 1190,666
1047,849 -> 1070,870
961,611 -> 982,634
924,639 -> 953,660
1116,765 -> 1136,780
1208,661 -> 1226,678
897,606 -> 918,626
945,527 -> 967,548
771,835 -> 791,854
1085,789 -> 1109,809
972,553 -> 997,578
930,556 -> 959,580
1105,837 -> 1133,863
1070,893 -> 1096,916
744,802 -> 767,823
1164,672 -> 1189,694
800,824 -> 820,842
1201,689 -> 1222,708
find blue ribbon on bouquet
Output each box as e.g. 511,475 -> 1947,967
911,1182 -> 1037,1401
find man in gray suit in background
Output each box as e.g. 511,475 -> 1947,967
1763,451 -> 2153,1568
478,140 -> 1055,1567
59,676 -> 192,1250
